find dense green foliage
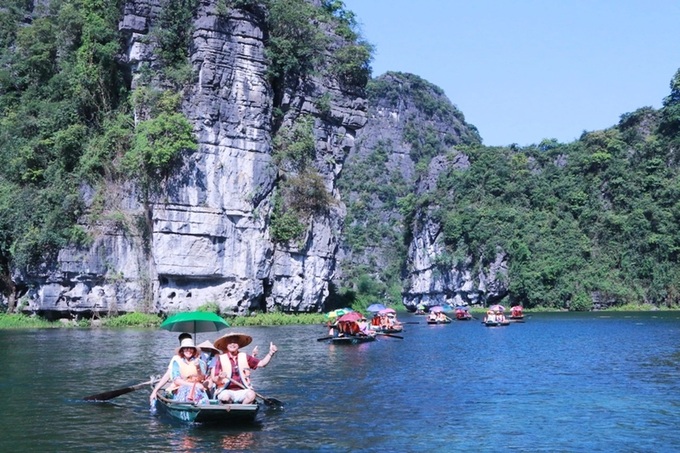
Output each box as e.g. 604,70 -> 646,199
427,73 -> 680,309
0,0 -> 197,301
0,313 -> 55,328
0,0 -> 127,276
101,312 -> 163,328
266,0 -> 372,100
227,311 -> 326,326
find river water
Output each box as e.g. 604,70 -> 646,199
2,311 -> 680,452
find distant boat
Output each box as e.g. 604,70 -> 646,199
454,307 -> 473,321
509,305 -> 525,321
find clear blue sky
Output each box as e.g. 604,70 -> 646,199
342,0 -> 680,146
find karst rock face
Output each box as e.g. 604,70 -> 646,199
401,160 -> 510,312
9,1 -> 509,317
14,0 -> 367,316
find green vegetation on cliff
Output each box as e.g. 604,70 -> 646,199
427,69 -> 680,309
0,0 -> 372,305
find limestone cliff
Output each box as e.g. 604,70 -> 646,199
337,72 -> 508,310
15,0 -> 366,316
10,1 -> 508,317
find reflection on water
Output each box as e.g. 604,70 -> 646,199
1,312 -> 680,452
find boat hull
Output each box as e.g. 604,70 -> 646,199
155,394 -> 259,424
483,321 -> 510,327
370,327 -> 404,334
330,335 -> 376,345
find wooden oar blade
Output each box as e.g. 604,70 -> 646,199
316,336 -> 334,341
376,333 -> 404,339
261,396 -> 285,409
83,378 -> 156,401
84,387 -> 136,401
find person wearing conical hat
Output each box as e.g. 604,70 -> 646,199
211,333 -> 278,405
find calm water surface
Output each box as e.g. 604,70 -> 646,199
2,312 -> 680,452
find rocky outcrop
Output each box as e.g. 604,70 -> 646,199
401,153 -> 510,311
15,0 -> 366,316
335,72 -> 508,309
9,2 -> 508,317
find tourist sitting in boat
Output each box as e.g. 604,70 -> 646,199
197,340 -> 225,397
150,332 -> 194,404
212,333 -> 278,405
484,310 -> 496,323
511,306 -> 524,318
328,319 -> 338,336
198,340 -> 221,375
152,336 -> 210,405
436,312 -> 449,322
357,317 -> 375,336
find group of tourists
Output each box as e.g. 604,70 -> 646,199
426,311 -> 451,323
150,332 -> 278,405
483,310 -> 506,323
370,311 -> 403,332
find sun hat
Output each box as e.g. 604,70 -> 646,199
214,333 -> 253,351
197,339 -> 222,355
175,337 -> 201,357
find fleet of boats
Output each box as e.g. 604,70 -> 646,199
86,305 -> 527,428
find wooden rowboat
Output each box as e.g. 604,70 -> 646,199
426,319 -> 452,325
154,391 -> 259,424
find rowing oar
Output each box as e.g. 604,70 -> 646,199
83,376 -> 159,401
403,322 -> 420,324
221,376 -> 284,409
375,332 -> 403,339
316,335 -> 334,341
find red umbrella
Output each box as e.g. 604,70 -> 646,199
337,312 -> 363,322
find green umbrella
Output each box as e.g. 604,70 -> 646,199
160,311 -> 230,337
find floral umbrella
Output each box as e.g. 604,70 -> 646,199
325,308 -> 354,319
378,308 -> 396,315
429,306 -> 444,313
489,304 -> 506,312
